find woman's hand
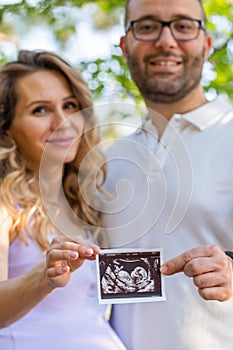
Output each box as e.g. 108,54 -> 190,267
45,235 -> 100,289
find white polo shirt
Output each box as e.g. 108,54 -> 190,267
103,96 -> 233,350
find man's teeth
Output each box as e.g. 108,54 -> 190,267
153,61 -> 178,66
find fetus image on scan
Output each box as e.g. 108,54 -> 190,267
99,251 -> 162,299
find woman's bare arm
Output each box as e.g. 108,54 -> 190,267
0,215 -> 100,328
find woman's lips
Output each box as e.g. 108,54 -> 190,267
46,137 -> 77,147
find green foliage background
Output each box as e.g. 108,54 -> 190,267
0,0 -> 232,102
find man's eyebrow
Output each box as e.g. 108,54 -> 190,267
129,14 -> 200,22
129,15 -> 157,22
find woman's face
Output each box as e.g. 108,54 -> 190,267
8,70 -> 85,171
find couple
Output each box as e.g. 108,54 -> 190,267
1,0 -> 233,349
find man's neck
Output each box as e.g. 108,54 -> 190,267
144,87 -> 208,139
145,87 -> 207,121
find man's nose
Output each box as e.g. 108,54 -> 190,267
154,26 -> 178,49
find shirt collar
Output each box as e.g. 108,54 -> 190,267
139,95 -> 233,134
179,95 -> 233,130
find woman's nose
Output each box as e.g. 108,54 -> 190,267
51,108 -> 70,130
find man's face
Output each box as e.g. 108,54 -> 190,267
121,0 -> 212,104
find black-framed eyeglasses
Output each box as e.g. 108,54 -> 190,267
125,17 -> 206,42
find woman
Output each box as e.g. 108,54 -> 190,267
0,50 -> 126,350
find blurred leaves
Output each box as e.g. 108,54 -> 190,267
203,0 -> 233,98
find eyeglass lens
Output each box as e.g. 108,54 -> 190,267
132,19 -> 201,41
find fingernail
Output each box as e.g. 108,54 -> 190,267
85,247 -> 94,255
93,246 -> 100,254
160,265 -> 168,274
70,251 -> 78,258
62,266 -> 69,272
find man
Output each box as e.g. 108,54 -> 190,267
103,0 -> 233,349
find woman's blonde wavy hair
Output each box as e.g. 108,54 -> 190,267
0,50 -> 106,250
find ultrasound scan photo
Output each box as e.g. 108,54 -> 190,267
96,249 -> 166,304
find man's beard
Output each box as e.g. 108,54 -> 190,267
126,50 -> 205,104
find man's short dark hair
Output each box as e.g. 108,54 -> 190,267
124,0 -> 206,27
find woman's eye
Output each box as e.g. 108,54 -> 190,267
64,101 -> 78,110
32,106 -> 47,115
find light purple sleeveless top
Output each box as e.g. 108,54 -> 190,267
0,233 -> 126,350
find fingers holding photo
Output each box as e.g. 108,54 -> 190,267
51,234 -> 99,256
45,235 -> 100,288
160,245 -> 233,301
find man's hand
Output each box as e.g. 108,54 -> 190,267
160,245 -> 233,301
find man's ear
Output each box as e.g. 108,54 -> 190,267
119,36 -> 128,64
204,33 -> 212,60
